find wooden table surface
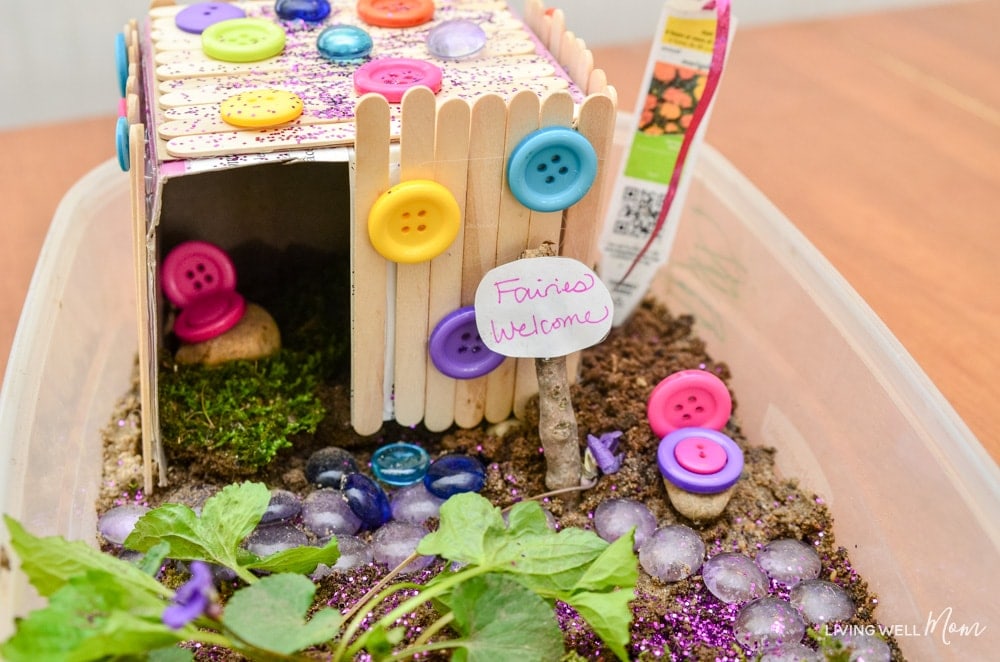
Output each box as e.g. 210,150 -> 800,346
1,1 -> 996,462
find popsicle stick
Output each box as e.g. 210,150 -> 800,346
587,68 -> 609,96
452,94 -> 506,428
484,89 -> 539,423
424,98 -> 472,431
512,91 -> 575,418
524,0 -> 544,36
569,38 -> 594,92
351,94 -> 391,435
547,9 -> 566,62
392,87 -> 437,427
163,121 -> 369,158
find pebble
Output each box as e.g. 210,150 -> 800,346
423,454 -> 486,498
593,498 -> 656,550
734,597 -> 807,652
174,303 -> 281,366
371,442 -> 431,486
390,483 -> 446,524
311,535 -> 372,579
301,488 -> 362,537
260,489 -> 301,524
372,521 -> 434,574
97,504 -> 149,545
833,633 -> 891,662
343,473 -> 392,530
701,552 -> 769,604
759,643 -> 823,662
756,538 -> 822,587
245,523 -> 309,557
637,524 -> 705,582
304,446 -> 359,488
789,579 -> 855,624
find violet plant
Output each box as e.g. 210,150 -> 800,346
2,483 -> 638,661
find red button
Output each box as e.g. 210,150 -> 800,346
174,290 -> 246,343
354,58 -> 442,103
357,0 -> 434,28
647,369 -> 732,438
674,435 -> 728,474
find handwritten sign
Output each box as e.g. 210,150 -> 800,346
474,257 -> 614,358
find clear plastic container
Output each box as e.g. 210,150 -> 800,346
2,151 -> 997,659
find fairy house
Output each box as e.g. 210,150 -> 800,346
116,0 -> 617,489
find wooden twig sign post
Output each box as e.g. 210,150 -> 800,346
475,242 -> 615,492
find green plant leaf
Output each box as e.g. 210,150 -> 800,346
561,589 -> 634,662
504,501 -> 553,536
243,537 -> 339,575
148,646 -> 195,662
125,482 -> 270,572
573,530 -> 638,593
3,515 -> 169,599
0,569 -> 183,662
222,573 -> 341,655
417,492 -> 506,563
448,574 -> 564,662
136,541 -> 172,576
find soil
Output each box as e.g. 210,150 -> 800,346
97,299 -> 904,661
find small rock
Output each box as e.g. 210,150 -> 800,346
301,488 -> 362,537
175,303 -> 280,366
245,523 -> 309,557
312,535 -> 372,579
260,489 -> 301,524
390,483 -> 446,525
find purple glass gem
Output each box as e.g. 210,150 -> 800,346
593,498 -> 656,550
789,579 -> 855,624
423,453 -> 486,498
305,446 -> 359,488
702,552 -> 769,604
755,538 -> 822,587
301,488 -> 362,536
274,0 -> 331,22
390,482 -> 446,524
245,523 -> 309,557
312,535 -> 372,579
832,633 -> 890,662
98,504 -> 149,545
175,3 -> 246,34
260,489 -> 301,524
759,643 -> 822,662
657,427 -> 743,494
372,521 -> 434,574
734,597 -> 807,652
637,524 -> 705,582
426,19 -> 487,59
342,473 -> 392,530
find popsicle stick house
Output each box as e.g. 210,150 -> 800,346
119,0 -> 617,490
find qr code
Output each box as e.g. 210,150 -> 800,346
613,186 -> 665,238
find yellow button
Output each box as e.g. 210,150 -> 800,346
368,180 -> 461,263
220,89 -> 303,128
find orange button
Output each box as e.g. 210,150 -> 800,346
357,0 -> 434,28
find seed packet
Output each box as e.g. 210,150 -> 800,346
599,0 -> 733,324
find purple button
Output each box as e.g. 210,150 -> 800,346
429,306 -> 505,379
426,19 -> 487,60
175,3 -> 247,34
657,428 -> 743,494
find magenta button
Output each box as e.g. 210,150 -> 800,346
647,369 -> 732,438
674,435 -> 728,474
354,58 -> 442,103
658,428 -> 742,494
161,240 -> 238,308
174,290 -> 246,343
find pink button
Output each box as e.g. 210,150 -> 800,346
647,369 -> 732,438
354,58 -> 442,103
173,290 -> 246,344
674,435 -> 728,475
161,240 -> 238,307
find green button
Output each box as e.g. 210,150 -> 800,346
201,18 -> 286,63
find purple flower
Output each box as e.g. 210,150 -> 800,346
162,561 -> 214,629
586,431 -> 624,475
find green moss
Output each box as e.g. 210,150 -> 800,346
158,349 -> 328,475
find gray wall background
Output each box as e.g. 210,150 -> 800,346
0,0 -> 955,129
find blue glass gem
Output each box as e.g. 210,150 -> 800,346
342,473 -> 392,530
423,454 -> 486,498
317,24 -> 373,63
371,442 -> 431,486
305,446 -> 359,488
427,19 -> 487,60
275,0 -> 331,22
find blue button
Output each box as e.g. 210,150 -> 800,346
317,24 -> 373,63
115,32 -> 127,97
371,442 -> 431,486
275,0 -> 331,22
116,116 -> 130,172
507,127 -> 598,212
